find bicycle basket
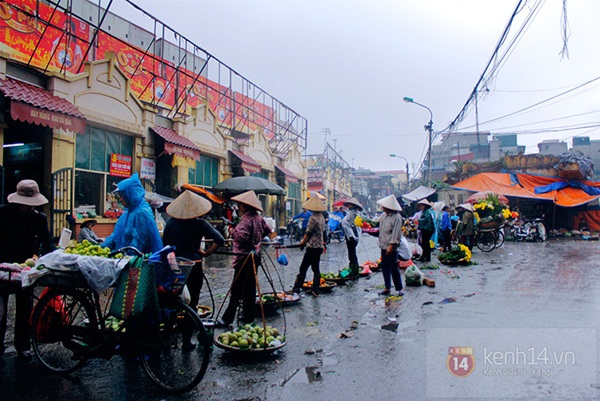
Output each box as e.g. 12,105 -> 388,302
152,257 -> 195,295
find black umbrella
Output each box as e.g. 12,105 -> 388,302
213,176 -> 285,196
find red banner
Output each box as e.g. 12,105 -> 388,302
109,154 -> 132,177
0,0 -> 90,75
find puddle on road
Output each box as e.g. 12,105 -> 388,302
281,366 -> 323,386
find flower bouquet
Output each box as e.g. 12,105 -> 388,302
473,194 -> 511,228
437,244 -> 473,265
356,216 -> 379,235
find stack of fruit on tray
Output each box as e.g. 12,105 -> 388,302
215,323 -> 286,351
64,240 -> 123,259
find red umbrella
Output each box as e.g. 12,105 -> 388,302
333,198 -> 348,208
466,191 -> 509,205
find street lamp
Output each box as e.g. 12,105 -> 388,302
403,96 -> 433,187
389,154 -> 409,186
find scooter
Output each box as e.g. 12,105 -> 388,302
511,218 -> 546,242
327,214 -> 346,244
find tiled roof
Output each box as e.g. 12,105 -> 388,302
150,126 -> 201,150
230,149 -> 261,168
0,77 -> 85,118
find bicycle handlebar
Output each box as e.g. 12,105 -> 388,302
108,246 -> 142,258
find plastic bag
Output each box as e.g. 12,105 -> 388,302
404,264 -> 424,286
410,243 -> 422,260
397,237 -> 412,261
78,255 -> 127,292
179,284 -> 191,304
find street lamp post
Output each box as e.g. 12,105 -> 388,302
389,154 -> 409,189
403,96 -> 433,187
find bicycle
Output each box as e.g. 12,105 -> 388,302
29,247 -> 210,394
475,225 -> 505,252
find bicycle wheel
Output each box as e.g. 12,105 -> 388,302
536,223 -> 547,242
31,289 -> 99,373
495,229 -> 505,248
476,230 -> 497,252
140,299 -> 210,394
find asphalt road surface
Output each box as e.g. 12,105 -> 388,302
1,235 -> 599,401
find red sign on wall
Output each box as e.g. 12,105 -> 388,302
109,154 -> 132,177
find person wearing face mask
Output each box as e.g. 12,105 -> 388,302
0,179 -> 56,358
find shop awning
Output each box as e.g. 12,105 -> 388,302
275,165 -> 299,183
229,150 -> 262,174
151,126 -> 200,161
0,77 -> 86,134
451,172 -> 600,207
308,183 -> 324,192
402,185 -> 436,202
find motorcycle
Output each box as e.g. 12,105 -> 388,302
510,217 -> 546,242
326,213 -> 346,244
286,218 -> 303,245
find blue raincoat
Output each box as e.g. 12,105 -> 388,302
102,173 -> 162,254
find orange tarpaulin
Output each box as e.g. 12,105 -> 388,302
451,172 -> 600,207
181,184 -> 226,204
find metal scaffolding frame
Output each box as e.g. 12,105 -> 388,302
10,0 -> 307,154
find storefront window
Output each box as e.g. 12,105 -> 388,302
287,182 -> 301,216
75,127 -> 134,215
189,155 -> 219,187
251,170 -> 269,179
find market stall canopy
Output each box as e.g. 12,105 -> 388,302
452,172 -> 600,207
181,184 -> 226,204
466,191 -> 509,205
310,191 -> 326,200
213,176 -> 285,196
145,191 -> 174,204
402,185 -> 436,202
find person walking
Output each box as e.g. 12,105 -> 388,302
291,196 -> 327,296
439,205 -> 452,252
292,207 -> 312,238
376,194 -> 404,297
102,173 -> 162,254
417,199 -> 435,262
0,180 -> 56,358
218,190 -> 272,327
162,190 -> 224,313
457,204 -> 476,250
341,197 -> 363,279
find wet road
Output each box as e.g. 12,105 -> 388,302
1,236 -> 600,400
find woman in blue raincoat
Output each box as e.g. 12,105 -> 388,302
102,173 -> 163,254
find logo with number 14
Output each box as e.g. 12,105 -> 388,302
447,346 -> 475,377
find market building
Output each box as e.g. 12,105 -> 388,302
0,0 -> 308,239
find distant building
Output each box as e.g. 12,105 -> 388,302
572,137 -> 600,176
538,139 -> 568,155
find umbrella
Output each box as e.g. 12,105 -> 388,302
466,191 -> 509,205
213,176 -> 285,196
333,198 -> 348,208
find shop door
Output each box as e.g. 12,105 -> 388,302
51,168 -> 73,239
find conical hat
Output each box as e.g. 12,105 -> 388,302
167,190 -> 212,219
457,203 -> 474,212
302,196 -> 326,212
377,194 -> 402,212
417,199 -> 432,208
231,190 -> 263,212
343,197 -> 363,210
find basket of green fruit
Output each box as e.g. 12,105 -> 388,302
214,323 -> 286,354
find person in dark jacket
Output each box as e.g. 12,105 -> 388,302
417,199 -> 435,262
341,197 -> 363,279
0,180 -> 56,358
162,190 -> 224,312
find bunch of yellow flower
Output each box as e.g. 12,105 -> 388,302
458,244 -> 472,262
354,216 -> 364,227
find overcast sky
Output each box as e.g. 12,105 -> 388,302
110,0 -> 600,176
